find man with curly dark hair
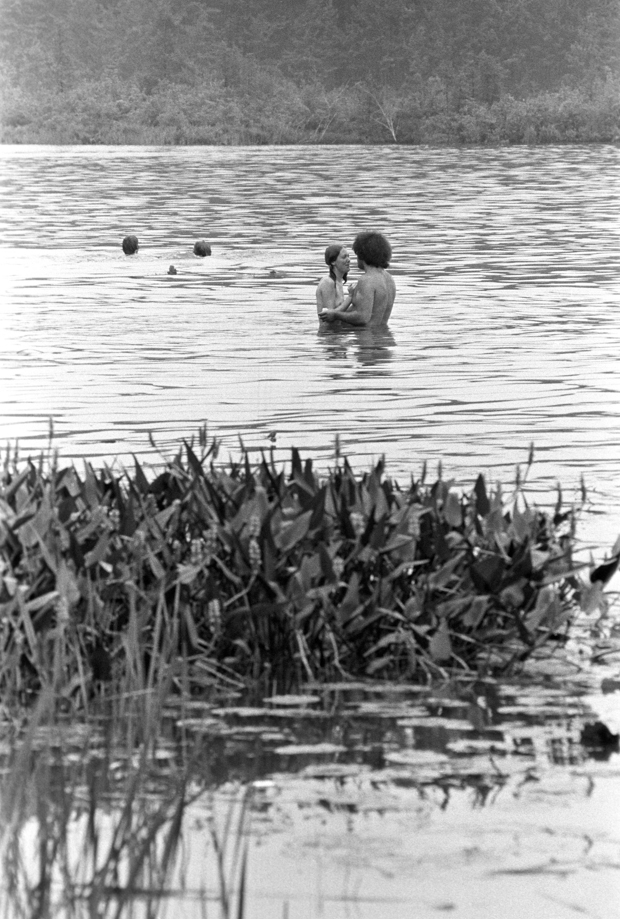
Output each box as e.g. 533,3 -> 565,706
319,231 -> 395,327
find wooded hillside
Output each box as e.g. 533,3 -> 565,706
1,0 -> 618,143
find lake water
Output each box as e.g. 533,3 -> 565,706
1,144 -> 620,557
1,144 -> 620,917
4,658 -> 620,919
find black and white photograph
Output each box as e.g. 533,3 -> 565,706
0,2 -> 619,916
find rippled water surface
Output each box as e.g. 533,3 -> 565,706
1,141 -> 620,915
3,649 -> 620,919
1,144 -> 619,552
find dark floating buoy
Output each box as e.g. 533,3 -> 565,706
268,269 -> 285,278
167,265 -> 177,275
193,239 -> 212,257
122,235 -> 139,255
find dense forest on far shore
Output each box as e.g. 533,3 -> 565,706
1,0 -> 619,145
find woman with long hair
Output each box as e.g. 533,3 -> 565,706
316,244 -> 356,318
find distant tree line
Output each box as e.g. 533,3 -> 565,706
1,0 -> 618,144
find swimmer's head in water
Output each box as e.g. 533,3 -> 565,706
193,240 -> 212,257
324,244 -> 349,283
122,235 -> 139,255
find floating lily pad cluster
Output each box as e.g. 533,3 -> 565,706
0,434 -> 595,704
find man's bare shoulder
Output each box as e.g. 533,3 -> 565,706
359,270 -> 394,293
356,273 -> 384,294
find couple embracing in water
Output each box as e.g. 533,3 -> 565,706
316,231 -> 396,329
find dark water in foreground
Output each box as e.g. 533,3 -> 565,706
1,144 -> 619,917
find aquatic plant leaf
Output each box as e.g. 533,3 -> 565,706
3,467 -> 30,503
132,456 -> 149,495
151,503 -> 179,533
296,554 -> 322,592
444,492 -> 463,527
291,447 -> 303,479
84,532 -> 110,568
317,543 -> 335,580
291,471 -> 316,502
183,440 -> 206,479
434,597 -> 471,620
337,572 -> 360,622
474,474 -> 490,516
56,560 -> 80,607
148,550 -> 165,580
18,491 -> 53,546
183,604 -> 200,648
366,655 -> 395,674
372,483 -> 390,521
472,555 -> 504,590
308,486 -> 327,531
24,589 -> 58,613
462,595 -> 489,629
15,592 -> 38,653
82,461 -> 101,508
364,631 -> 404,658
176,563 -> 202,585
32,529 -> 58,575
524,585 -> 559,631
578,581 -> 606,615
274,510 -> 312,553
530,548 -> 550,570
429,621 -> 452,662
499,583 -> 525,609
428,554 -> 464,591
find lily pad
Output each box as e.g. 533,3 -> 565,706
397,716 -> 475,730
211,707 -> 270,718
384,749 -> 450,766
175,718 -> 226,733
446,739 -> 511,755
264,694 -> 321,707
274,742 -> 347,756
300,763 -> 370,779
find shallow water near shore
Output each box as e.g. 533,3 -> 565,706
2,625 -> 619,919
1,143 -> 620,916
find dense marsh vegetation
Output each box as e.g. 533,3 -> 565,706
0,429 -> 608,710
1,0 -> 618,144
1,431 -> 618,916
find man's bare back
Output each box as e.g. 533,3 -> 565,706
352,267 -> 396,327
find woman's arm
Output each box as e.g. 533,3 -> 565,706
321,280 -> 371,326
317,278 -> 339,316
339,283 -> 356,312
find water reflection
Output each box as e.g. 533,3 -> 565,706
317,326 -> 396,372
355,327 -> 396,369
1,670 -> 618,918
